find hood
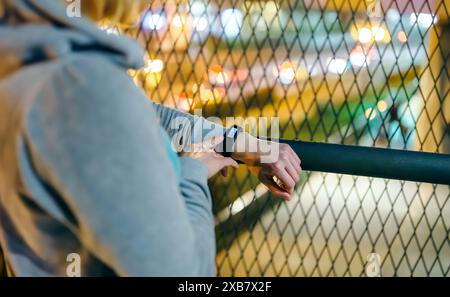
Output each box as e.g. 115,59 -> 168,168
0,0 -> 145,79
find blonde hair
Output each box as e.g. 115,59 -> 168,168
79,0 -> 149,27
0,1 -> 4,19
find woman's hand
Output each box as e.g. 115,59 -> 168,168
232,134 -> 302,201
182,136 -> 239,178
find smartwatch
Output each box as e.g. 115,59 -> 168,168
217,125 -> 243,158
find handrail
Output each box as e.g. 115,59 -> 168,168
281,140 -> 450,185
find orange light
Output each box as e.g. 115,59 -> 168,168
210,65 -> 223,73
397,31 -> 408,43
234,69 -> 249,82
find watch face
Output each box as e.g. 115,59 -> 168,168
227,127 -> 238,138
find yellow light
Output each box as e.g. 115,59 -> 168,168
194,84 -> 216,103
372,26 -> 386,41
200,89 -> 215,103
144,59 -> 164,74
172,15 -> 185,28
144,73 -> 162,89
377,100 -> 388,112
358,27 -> 372,44
295,65 -> 309,80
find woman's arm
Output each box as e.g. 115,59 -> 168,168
151,101 -> 225,149
25,57 -> 216,276
151,102 -> 302,200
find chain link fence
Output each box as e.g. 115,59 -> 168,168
120,0 -> 450,276
0,0 -> 448,279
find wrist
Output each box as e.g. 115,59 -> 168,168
231,133 -> 266,165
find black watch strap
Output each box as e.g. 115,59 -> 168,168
220,125 -> 243,158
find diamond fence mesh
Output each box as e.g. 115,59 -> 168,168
119,0 -> 450,276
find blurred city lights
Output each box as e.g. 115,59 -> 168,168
377,100 -> 388,112
262,1 -> 279,22
327,58 -> 347,74
144,59 -> 164,74
397,31 -> 408,43
193,16 -> 209,32
386,9 -> 401,23
410,13 -> 437,28
234,69 -> 249,82
356,26 -> 389,44
100,25 -> 119,35
350,45 -> 376,68
190,0 -> 207,17
176,93 -> 194,112
142,11 -> 167,31
172,14 -> 185,28
350,50 -> 368,67
215,72 -> 229,85
358,27 -> 372,44
142,59 -> 164,89
193,84 -> 215,103
372,26 -> 386,41
220,8 -> 244,38
275,62 -> 296,85
208,65 -> 230,86
365,107 -> 377,120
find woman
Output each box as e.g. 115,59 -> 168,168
0,0 -> 301,276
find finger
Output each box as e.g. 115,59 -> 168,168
288,154 -> 301,175
285,161 -> 300,183
272,166 -> 295,193
281,147 -> 300,172
288,148 -> 301,169
221,167 -> 229,177
263,179 -> 291,201
286,146 -> 301,167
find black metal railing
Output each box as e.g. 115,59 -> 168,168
283,140 -> 450,185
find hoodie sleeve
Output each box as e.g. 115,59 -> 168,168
23,56 -> 216,276
150,102 -> 225,151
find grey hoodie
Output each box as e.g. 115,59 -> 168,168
0,0 -> 224,276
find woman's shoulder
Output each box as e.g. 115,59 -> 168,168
23,54 -> 159,151
30,54 -> 151,118
56,54 -> 139,96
